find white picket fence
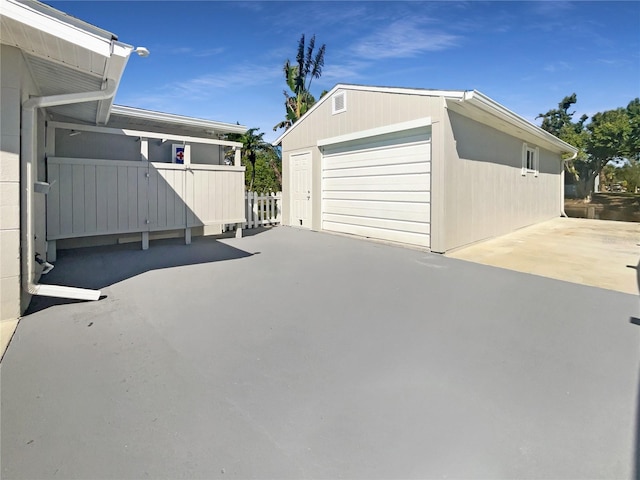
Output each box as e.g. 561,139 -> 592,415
229,191 -> 282,230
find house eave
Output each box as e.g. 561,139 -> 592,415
111,105 -> 248,135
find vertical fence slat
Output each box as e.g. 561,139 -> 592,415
240,192 -> 282,231
240,191 -> 282,230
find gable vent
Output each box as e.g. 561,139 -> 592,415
332,91 -> 347,115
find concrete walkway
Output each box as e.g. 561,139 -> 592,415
447,217 -> 640,295
1,227 -> 639,479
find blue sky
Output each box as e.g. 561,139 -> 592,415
48,1 -> 639,143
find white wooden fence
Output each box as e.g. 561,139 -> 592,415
241,191 -> 282,229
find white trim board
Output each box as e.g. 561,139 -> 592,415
318,117 -> 432,147
48,121 -> 242,148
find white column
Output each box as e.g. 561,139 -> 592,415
141,137 -> 149,161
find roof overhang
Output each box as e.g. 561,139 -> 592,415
109,105 -> 248,138
449,91 -> 578,155
0,0 -> 133,124
274,83 -> 578,157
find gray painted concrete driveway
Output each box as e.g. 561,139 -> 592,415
2,227 -> 639,479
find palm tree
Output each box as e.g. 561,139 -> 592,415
238,128 -> 268,191
273,34 -> 326,132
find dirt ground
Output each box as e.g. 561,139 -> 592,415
565,193 -> 640,222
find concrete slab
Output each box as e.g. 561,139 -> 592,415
0,318 -> 18,360
1,227 -> 639,479
447,217 -> 640,295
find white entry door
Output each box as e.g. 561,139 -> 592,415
290,151 -> 312,228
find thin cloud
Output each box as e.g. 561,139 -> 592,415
544,61 -> 572,73
171,64 -> 282,98
166,46 -> 225,57
353,19 -> 460,59
193,47 -> 225,58
321,61 -> 370,83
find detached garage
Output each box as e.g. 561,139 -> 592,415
274,85 -> 577,253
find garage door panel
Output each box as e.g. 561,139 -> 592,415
324,213 -> 430,235
321,129 -> 430,248
324,173 -> 430,191
324,199 -> 430,223
324,145 -> 429,170
323,162 -> 430,178
324,221 -> 430,247
323,190 -> 431,203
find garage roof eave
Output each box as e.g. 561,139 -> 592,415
459,90 -> 579,155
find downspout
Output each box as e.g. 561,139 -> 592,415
560,150 -> 578,217
21,79 -> 117,301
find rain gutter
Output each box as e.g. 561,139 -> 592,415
21,79 -> 117,301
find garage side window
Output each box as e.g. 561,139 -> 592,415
332,91 -> 347,115
521,143 -> 539,177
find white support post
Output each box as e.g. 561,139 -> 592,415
142,232 -> 149,250
276,192 -> 282,223
235,224 -> 243,238
184,143 -> 191,166
47,240 -> 57,263
185,228 -> 191,245
141,137 -> 149,161
253,192 -> 259,228
234,147 -> 241,167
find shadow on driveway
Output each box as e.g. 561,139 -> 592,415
27,235 -> 253,314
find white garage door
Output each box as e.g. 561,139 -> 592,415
322,127 -> 431,247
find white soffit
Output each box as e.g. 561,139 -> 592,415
0,0 -> 114,70
448,92 -> 578,155
1,0 -> 134,125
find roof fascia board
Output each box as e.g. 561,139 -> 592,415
2,0 -> 114,56
318,117 -> 432,147
110,105 -> 248,134
96,41 -> 133,124
460,91 -> 578,154
48,120 -> 243,147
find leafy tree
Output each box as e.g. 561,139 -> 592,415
538,95 -> 638,198
537,93 -> 587,137
273,34 -> 326,132
244,151 -> 282,193
618,162 -> 640,193
625,98 -> 640,161
227,127 -> 281,192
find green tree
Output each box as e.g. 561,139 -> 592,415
618,162 -> 640,193
580,107 -> 631,196
625,98 -> 640,161
227,127 -> 281,192
538,95 -> 636,198
273,34 -> 326,132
